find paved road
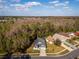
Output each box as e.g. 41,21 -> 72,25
0,48 -> 79,59
32,48 -> 79,59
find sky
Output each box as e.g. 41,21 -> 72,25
0,0 -> 79,16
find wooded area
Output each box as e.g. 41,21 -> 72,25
0,16 -> 79,55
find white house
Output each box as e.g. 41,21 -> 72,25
53,33 -> 77,51
53,33 -> 71,42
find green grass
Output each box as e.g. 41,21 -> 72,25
66,40 -> 77,45
29,53 -> 39,56
0,48 -> 6,54
27,42 -> 65,53
27,44 -> 40,53
46,43 -> 65,53
59,50 -> 69,55
75,38 -> 79,41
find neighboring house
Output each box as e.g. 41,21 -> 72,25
46,33 -> 75,44
33,38 -> 46,50
75,32 -> 79,36
46,33 -> 74,44
53,33 -> 77,51
69,33 -> 76,38
53,33 -> 71,42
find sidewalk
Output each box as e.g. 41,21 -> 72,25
61,41 -> 77,51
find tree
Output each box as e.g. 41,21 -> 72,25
0,23 -> 38,55
10,25 -> 38,54
54,39 -> 61,46
74,19 -> 79,31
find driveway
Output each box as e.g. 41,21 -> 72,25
39,48 -> 47,56
32,48 -> 79,59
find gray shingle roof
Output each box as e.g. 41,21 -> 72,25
34,38 -> 46,48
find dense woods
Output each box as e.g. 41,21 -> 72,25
0,16 -> 79,54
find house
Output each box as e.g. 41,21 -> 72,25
53,33 -> 71,42
69,33 -> 76,38
53,33 -> 77,51
33,38 -> 47,56
46,33 -> 73,44
75,31 -> 79,36
33,38 -> 46,50
46,33 -> 76,44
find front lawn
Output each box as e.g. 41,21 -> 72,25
59,50 -> 69,55
27,43 -> 65,53
27,43 -> 40,53
27,42 -> 67,56
46,43 -> 65,53
0,48 -> 6,54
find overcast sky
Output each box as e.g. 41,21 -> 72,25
0,0 -> 79,16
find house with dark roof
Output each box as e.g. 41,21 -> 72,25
33,38 -> 47,56
33,38 -> 46,50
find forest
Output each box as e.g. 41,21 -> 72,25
0,16 -> 79,55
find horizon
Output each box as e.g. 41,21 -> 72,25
0,0 -> 79,16
0,15 -> 79,17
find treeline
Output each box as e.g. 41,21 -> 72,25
0,16 -> 79,20
0,16 -> 79,55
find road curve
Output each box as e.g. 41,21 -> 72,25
32,48 -> 79,59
